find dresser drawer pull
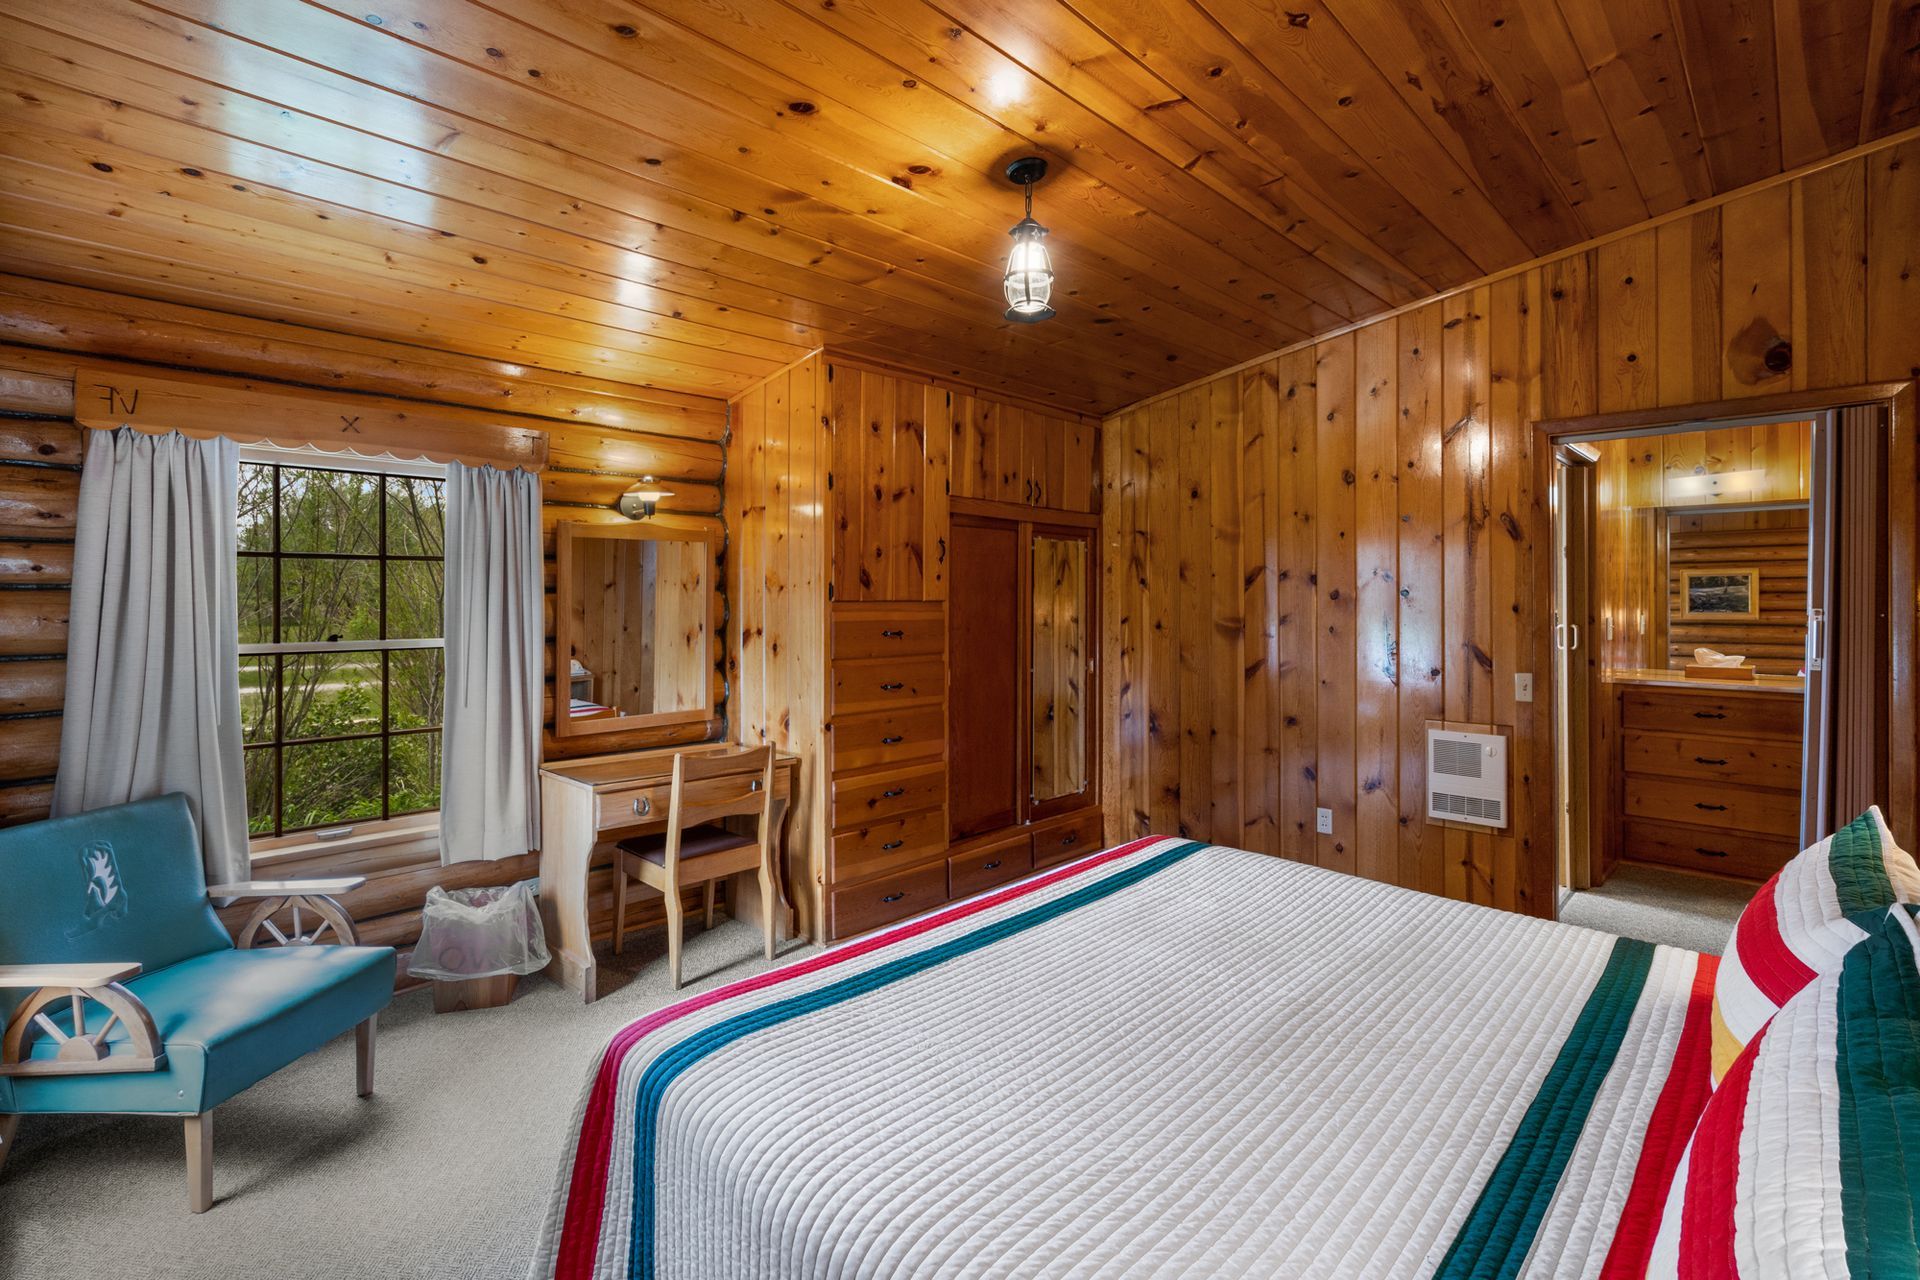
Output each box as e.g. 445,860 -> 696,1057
882,839 -> 905,850
882,787 -> 906,798
1694,756 -> 1729,766
1695,847 -> 1730,858
1695,802 -> 1729,812
1060,833 -> 1080,846
881,735 -> 904,744
1693,711 -> 1727,720
882,892 -> 905,903
981,859 -> 1001,870
880,629 -> 905,639
632,796 -> 652,817
879,682 -> 905,691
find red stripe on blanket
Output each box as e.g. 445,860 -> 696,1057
1599,951 -> 1720,1280
550,835 -> 1172,1280
1678,1021 -> 1766,1279
1732,877 -> 1818,1007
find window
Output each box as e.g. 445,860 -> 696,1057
237,457 -> 445,837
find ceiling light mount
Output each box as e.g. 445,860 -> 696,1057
1002,156 -> 1055,325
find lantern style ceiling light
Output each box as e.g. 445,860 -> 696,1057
618,475 -> 674,520
1002,156 -> 1055,324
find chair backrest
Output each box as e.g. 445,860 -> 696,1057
0,795 -> 232,1021
664,746 -> 775,863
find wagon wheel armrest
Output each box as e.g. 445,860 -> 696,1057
0,964 -> 165,1078
208,879 -> 367,948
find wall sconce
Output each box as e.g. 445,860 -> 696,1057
1002,156 -> 1055,324
618,476 -> 673,520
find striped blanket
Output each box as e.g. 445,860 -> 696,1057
533,837 -> 1719,1279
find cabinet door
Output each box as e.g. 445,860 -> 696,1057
1031,527 -> 1094,816
948,516 -> 1023,837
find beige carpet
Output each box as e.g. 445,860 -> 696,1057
1558,861 -> 1751,954
0,916 -> 814,1280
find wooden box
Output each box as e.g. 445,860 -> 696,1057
431,972 -> 519,1014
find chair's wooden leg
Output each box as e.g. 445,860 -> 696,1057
356,1015 -> 377,1098
613,861 -> 629,955
665,876 -> 685,990
0,1113 -> 19,1177
703,878 -> 716,931
758,855 -> 778,961
184,1111 -> 213,1213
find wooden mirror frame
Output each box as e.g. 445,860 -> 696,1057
553,520 -> 717,739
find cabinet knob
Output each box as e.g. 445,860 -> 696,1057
1693,756 -> 1729,766
1693,711 -> 1727,720
882,839 -> 904,850
1695,802 -> 1729,812
1694,847 -> 1730,858
880,682 -> 904,691
881,629 -> 905,639
881,735 -> 904,744
882,892 -> 904,903
1060,833 -> 1078,846
632,796 -> 651,817
982,860 -> 1001,870
882,788 -> 905,798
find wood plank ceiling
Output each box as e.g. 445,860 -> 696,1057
0,0 -> 1914,414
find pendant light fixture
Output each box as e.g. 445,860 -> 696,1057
1001,156 -> 1055,324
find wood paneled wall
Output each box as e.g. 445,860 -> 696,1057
1667,510 -> 1813,675
1101,138 -> 1920,915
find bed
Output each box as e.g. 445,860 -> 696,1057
532,836 -> 1718,1280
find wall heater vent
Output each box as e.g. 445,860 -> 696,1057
1427,728 -> 1508,829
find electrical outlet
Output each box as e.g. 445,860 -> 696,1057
1315,807 -> 1333,835
1514,672 -> 1534,703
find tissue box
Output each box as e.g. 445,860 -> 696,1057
1685,663 -> 1755,680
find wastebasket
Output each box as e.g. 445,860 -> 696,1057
407,880 -> 550,1013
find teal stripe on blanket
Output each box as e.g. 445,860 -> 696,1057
627,839 -> 1209,1280
1432,936 -> 1657,1280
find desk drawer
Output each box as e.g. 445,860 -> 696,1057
594,783 -> 669,831
1621,731 -> 1802,789
1620,689 -> 1802,739
832,807 -> 947,881
1031,808 -> 1104,870
1622,819 -> 1798,882
1624,776 -> 1800,839
832,862 -> 947,939
833,605 -> 945,660
948,834 -> 1032,899
831,705 -> 944,773
833,762 -> 947,831
831,654 -> 945,715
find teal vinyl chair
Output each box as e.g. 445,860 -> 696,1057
0,794 -> 396,1211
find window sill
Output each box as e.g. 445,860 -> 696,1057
251,814 -> 442,877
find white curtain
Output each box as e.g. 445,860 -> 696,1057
53,428 -> 250,884
439,461 -> 542,863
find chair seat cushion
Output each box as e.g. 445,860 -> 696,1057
4,944 -> 395,1116
617,824 -> 756,866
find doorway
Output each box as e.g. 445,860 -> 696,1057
1550,410 -> 1884,951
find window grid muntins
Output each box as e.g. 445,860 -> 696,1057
238,462 -> 445,837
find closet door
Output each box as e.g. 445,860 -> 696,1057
949,515 -> 1022,838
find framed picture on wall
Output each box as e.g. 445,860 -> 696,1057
1679,568 -> 1760,619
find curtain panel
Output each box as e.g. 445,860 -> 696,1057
439,461 -> 543,863
52,428 -> 250,884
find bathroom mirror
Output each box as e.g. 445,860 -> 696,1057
1030,530 -> 1091,806
553,521 -> 714,737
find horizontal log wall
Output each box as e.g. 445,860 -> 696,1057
0,278 -> 736,978
1101,138 -> 1920,917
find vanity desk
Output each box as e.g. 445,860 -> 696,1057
538,744 -> 801,1003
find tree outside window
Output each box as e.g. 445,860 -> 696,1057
238,462 -> 445,836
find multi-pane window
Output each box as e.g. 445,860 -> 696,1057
237,460 -> 445,837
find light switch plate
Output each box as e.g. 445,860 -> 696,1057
1514,673 -> 1534,703
1315,807 -> 1333,835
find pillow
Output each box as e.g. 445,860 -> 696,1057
1711,806 -> 1920,1084
1648,904 -> 1920,1277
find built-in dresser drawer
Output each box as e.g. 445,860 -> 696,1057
833,605 -> 945,660
832,762 -> 947,831
1619,688 -> 1802,739
1621,731 -> 1801,789
831,807 -> 948,881
1622,819 -> 1799,882
948,833 -> 1032,899
831,705 -> 944,773
1623,775 -> 1800,839
832,862 -> 947,938
594,783 -> 669,832
1030,808 -> 1104,870
831,654 -> 945,715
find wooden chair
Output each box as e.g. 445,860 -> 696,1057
612,746 -> 777,989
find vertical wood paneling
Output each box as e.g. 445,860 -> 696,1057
1097,138 -> 1920,912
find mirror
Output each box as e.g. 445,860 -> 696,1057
1031,531 -> 1089,804
554,521 -> 714,737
